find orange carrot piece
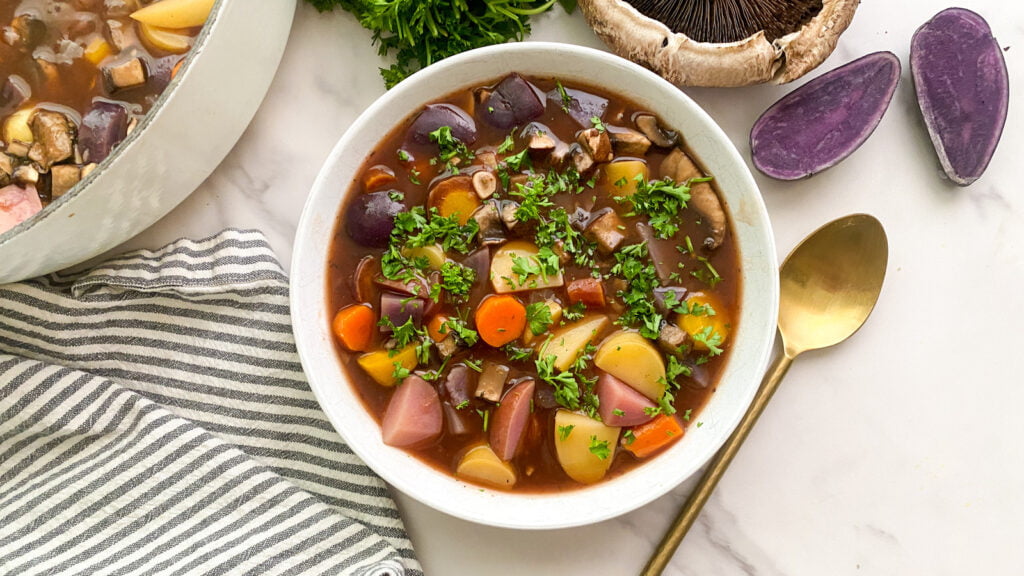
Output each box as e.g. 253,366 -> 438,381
475,294 -> 527,347
332,304 -> 376,352
623,414 -> 684,458
567,277 -> 606,309
427,314 -> 450,343
363,165 -> 398,192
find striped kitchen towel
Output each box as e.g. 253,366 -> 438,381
0,230 -> 422,576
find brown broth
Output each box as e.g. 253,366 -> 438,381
326,74 -> 742,493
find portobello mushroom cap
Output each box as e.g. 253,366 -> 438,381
578,0 -> 860,87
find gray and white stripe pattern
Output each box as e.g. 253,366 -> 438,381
0,230 -> 421,576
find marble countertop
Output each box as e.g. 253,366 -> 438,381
114,1 -> 1022,574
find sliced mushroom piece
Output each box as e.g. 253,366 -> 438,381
584,208 -> 626,254
471,170 -> 498,199
657,322 -> 689,358
568,143 -> 594,174
436,335 -> 459,359
471,201 -> 506,246
103,57 -> 148,92
578,0 -> 859,87
28,110 -> 75,170
12,164 -> 38,186
50,165 -> 81,198
668,149 -> 727,249
607,127 -> 651,156
475,361 -> 509,403
577,128 -> 613,163
634,113 -> 678,148
498,199 -> 520,232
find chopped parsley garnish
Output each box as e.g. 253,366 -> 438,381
618,176 -> 692,239
502,343 -> 534,362
691,326 -> 724,356
536,352 -> 579,410
610,242 -> 663,339
623,430 -> 636,445
463,358 -> 482,372
557,424 -> 575,441
497,133 -> 516,154
456,399 -> 470,410
556,80 -> 572,113
525,302 -> 554,335
588,436 -> 611,460
428,125 -> 475,172
391,362 -> 411,381
397,149 -> 411,162
590,116 -> 606,133
439,261 -> 476,301
612,408 -> 625,417
562,301 -> 586,322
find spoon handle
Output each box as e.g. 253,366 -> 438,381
641,350 -> 795,576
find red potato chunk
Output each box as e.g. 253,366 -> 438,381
489,379 -> 535,461
381,375 -> 442,448
0,184 -> 41,234
596,372 -> 656,427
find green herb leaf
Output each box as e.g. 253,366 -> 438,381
588,435 -> 611,460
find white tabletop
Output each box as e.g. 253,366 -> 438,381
113,2 -> 1023,574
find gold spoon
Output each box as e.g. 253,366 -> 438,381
642,213 -> 889,575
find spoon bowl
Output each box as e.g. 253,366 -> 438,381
643,213 -> 889,575
779,214 -> 889,356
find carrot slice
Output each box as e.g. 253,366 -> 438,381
567,277 -> 606,309
427,314 -> 450,343
331,304 -> 375,352
475,294 -> 527,347
622,414 -> 683,458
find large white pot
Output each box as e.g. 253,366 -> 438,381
0,0 -> 297,283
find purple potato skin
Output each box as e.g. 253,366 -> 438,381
346,190 -> 405,248
482,73 -> 545,129
408,103 -> 477,145
911,8 -> 1008,186
750,52 -> 901,181
79,101 -> 129,164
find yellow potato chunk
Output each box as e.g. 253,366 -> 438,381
522,300 -> 562,345
131,0 -> 215,29
553,411 -> 620,484
594,331 -> 666,400
84,37 -> 113,65
456,444 -> 517,488
356,345 -> 418,387
539,314 -> 610,372
5,108 -> 34,144
677,292 -> 730,352
490,240 -> 564,294
402,244 -> 446,270
603,159 -> 648,197
138,22 -> 193,54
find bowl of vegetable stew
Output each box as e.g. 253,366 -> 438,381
0,0 -> 295,283
292,42 -> 778,529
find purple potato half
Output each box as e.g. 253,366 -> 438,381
346,190 -> 405,248
911,8 -> 1008,186
408,103 -> 477,145
750,52 -> 901,181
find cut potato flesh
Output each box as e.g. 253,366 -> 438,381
603,159 -> 647,197
402,244 -> 446,270
539,314 -> 610,372
131,0 -> 215,29
490,240 -> 564,294
553,411 -> 620,484
138,22 -> 193,54
357,345 -> 418,387
677,292 -> 730,351
594,331 -> 666,400
456,444 -> 517,488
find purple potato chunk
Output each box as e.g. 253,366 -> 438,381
750,52 -> 901,180
547,87 -> 609,128
78,100 -> 129,164
911,8 -> 1008,186
379,292 -> 424,333
346,190 -> 405,248
408,103 -> 477,145
482,73 -> 545,129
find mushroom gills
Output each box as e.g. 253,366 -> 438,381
623,0 -> 824,44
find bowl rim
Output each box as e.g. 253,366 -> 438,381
291,41 -> 779,529
0,0 -> 227,245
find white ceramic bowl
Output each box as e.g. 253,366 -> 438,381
292,42 -> 779,529
0,0 -> 296,284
